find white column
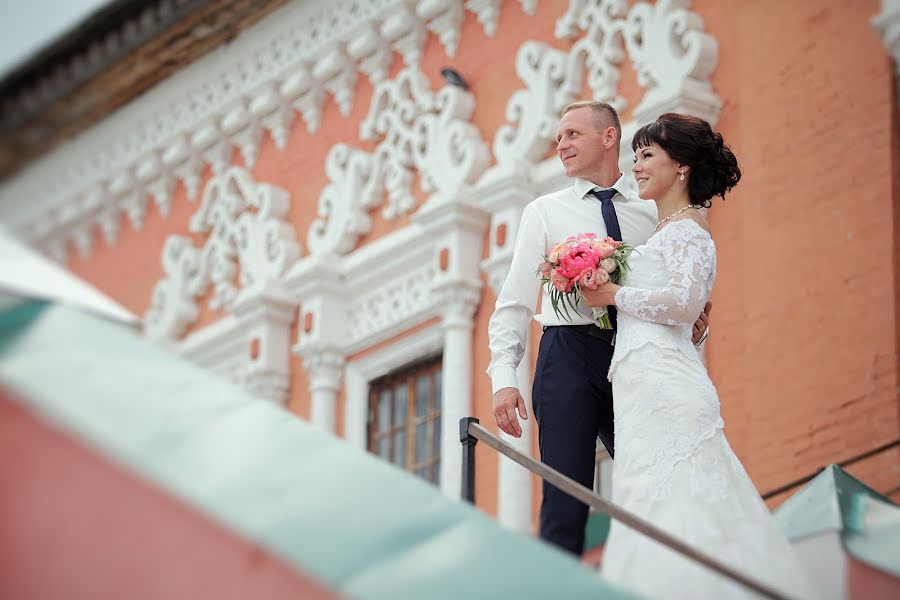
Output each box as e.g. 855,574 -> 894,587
497,332 -> 535,533
437,287 -> 479,498
342,365 -> 369,450
303,350 -> 344,433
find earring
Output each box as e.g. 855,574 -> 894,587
679,172 -> 685,181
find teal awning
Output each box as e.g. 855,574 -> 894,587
0,301 -> 643,599
774,464 -> 900,578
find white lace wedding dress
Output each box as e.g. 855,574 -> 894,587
600,219 -> 815,600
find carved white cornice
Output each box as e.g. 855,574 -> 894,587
0,0 -> 524,262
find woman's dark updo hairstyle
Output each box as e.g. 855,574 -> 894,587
631,113 -> 741,208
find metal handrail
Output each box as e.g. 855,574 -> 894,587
460,417 -> 800,600
761,438 -> 900,500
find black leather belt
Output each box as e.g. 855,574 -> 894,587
542,324 -> 615,341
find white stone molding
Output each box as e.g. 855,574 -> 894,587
144,166 -> 301,341
230,283 -> 297,404
308,66 -> 490,257
413,197 -> 489,295
874,0 -> 900,102
0,0 -> 523,262
478,177 -> 538,294
291,224 -> 441,356
170,283 -> 295,406
346,260 -> 438,351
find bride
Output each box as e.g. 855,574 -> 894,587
582,113 -> 815,599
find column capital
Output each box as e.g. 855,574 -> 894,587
300,346 -> 345,393
434,281 -> 481,329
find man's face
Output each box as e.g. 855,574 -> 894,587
556,107 -> 613,182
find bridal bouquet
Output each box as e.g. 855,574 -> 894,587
537,233 -> 636,329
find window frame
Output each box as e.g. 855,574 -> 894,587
367,355 -> 442,483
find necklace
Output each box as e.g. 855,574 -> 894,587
655,205 -> 696,230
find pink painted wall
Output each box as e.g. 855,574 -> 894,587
0,393 -> 338,600
848,555 -> 900,600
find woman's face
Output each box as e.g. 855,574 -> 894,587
631,142 -> 682,200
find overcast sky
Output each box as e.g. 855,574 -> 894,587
0,0 -> 110,79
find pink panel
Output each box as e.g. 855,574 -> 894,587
0,393 -> 340,600
847,555 -> 900,600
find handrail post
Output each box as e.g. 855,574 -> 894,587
460,416 -> 479,503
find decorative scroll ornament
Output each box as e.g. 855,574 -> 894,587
144,167 -> 301,341
494,0 -> 721,170
307,66 -> 490,256
621,0 -> 719,118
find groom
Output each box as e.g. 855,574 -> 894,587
487,100 -> 710,555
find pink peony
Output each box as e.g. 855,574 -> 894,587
603,236 -> 622,249
557,245 -> 600,279
600,257 -> 617,273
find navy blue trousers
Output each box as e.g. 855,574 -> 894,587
532,325 -> 615,556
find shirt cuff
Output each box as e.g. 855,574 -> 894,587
490,367 -> 520,395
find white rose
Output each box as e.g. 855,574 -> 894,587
600,258 -> 617,273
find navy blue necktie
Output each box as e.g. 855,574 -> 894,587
587,188 -> 621,329
588,188 -> 622,242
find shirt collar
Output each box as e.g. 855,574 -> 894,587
575,173 -> 631,200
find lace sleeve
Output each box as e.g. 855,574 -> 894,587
615,220 -> 716,326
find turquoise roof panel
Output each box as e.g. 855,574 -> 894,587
774,464 -> 900,579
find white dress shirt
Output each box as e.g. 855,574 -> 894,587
486,174 -> 658,394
